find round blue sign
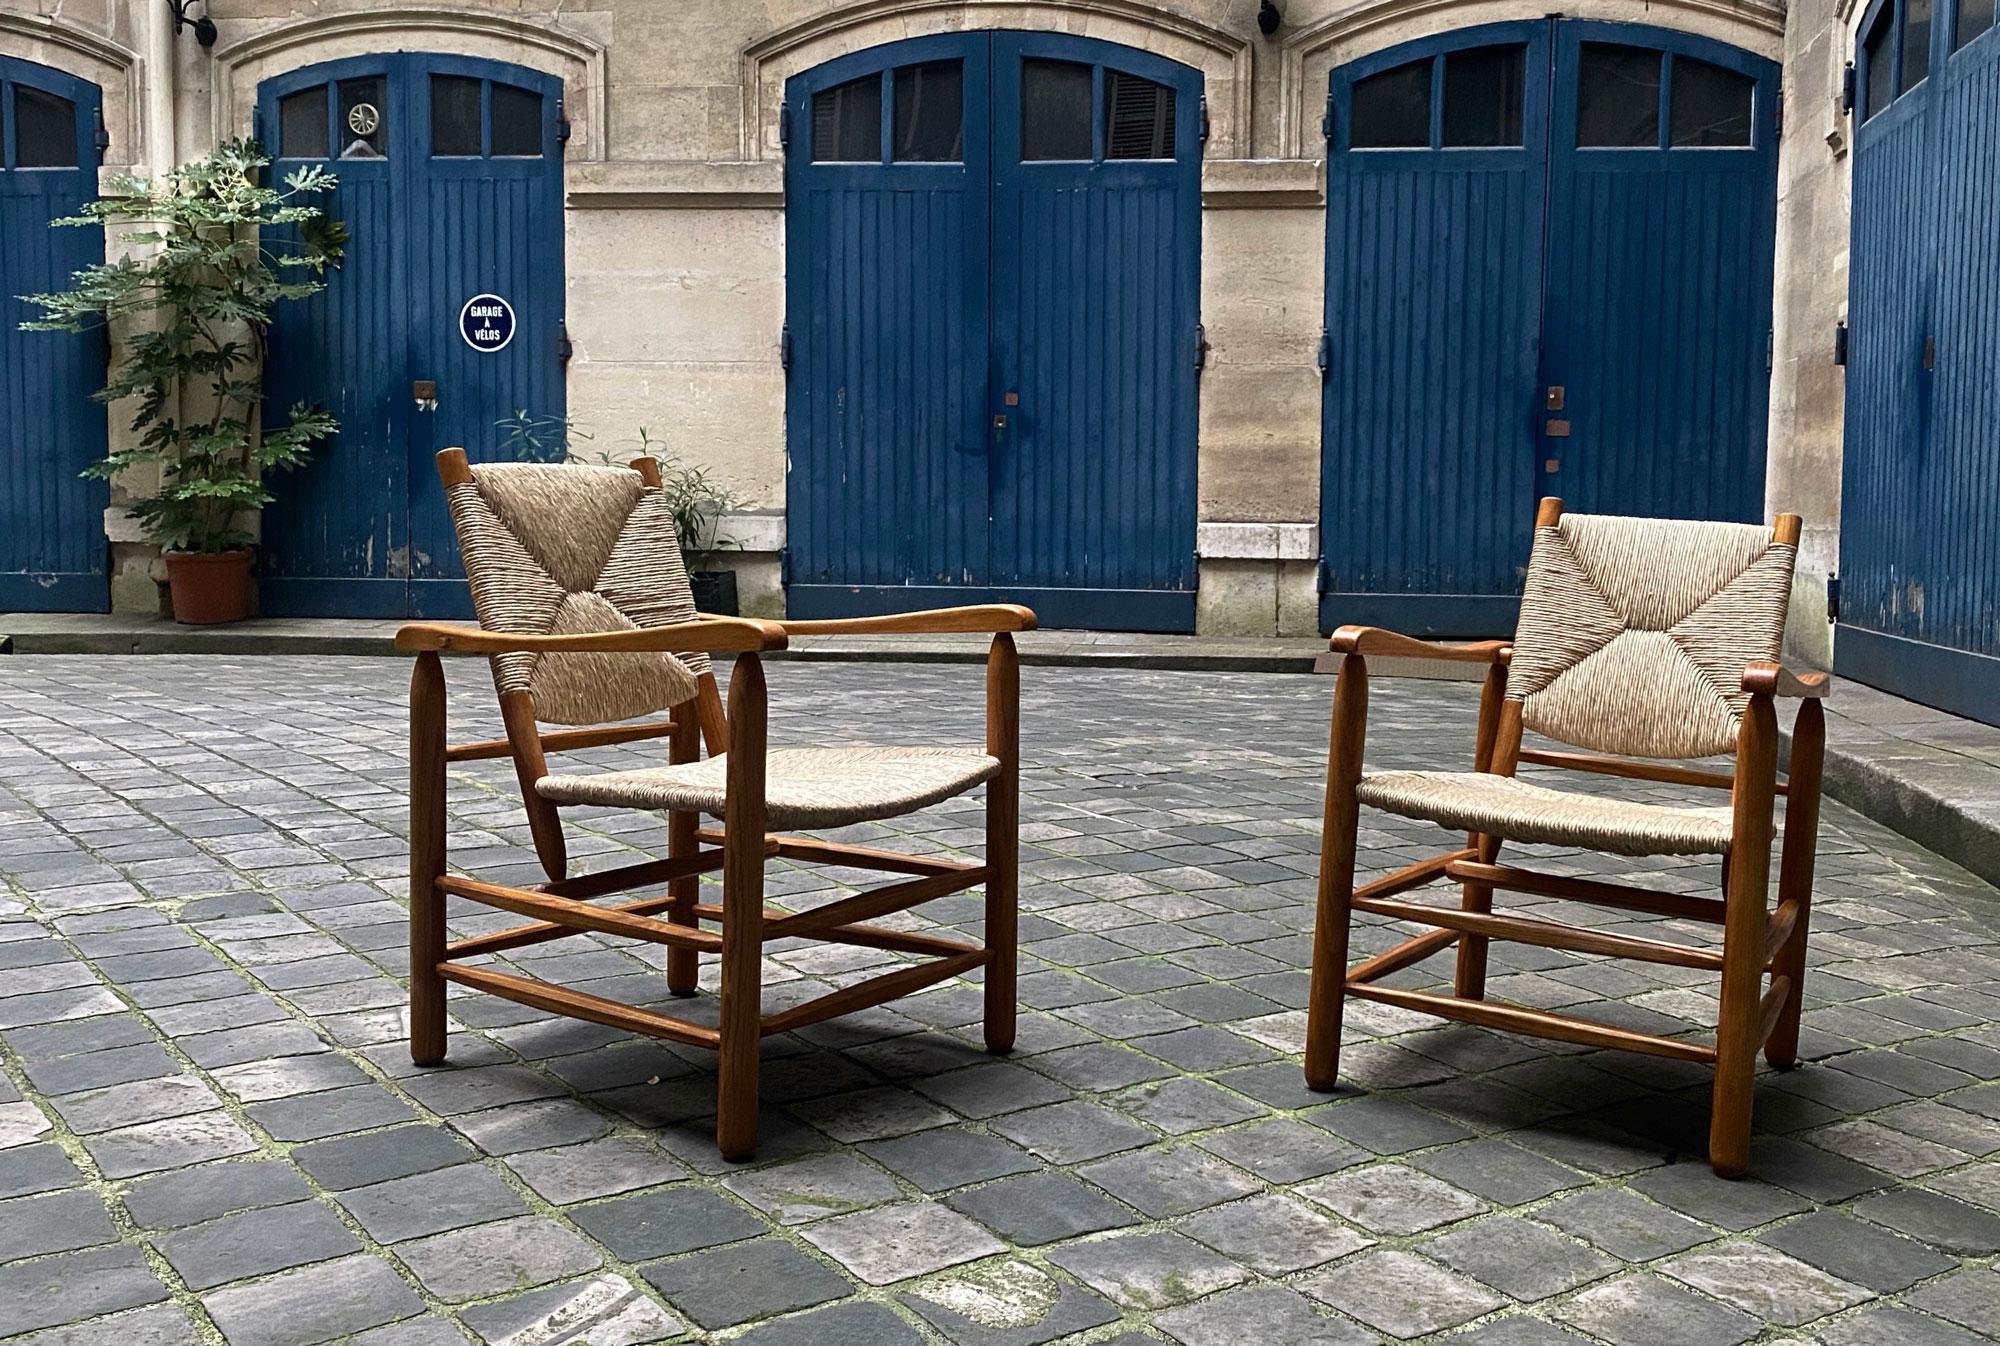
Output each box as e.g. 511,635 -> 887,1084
459,293 -> 515,353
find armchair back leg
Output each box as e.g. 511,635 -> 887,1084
410,651 -> 449,1066
1711,693 -> 1780,1178
1454,661 -> 1513,1000
984,633 -> 1020,1055
717,654 -> 769,1161
1306,654 -> 1369,1091
666,714 -> 702,997
1767,699 -> 1825,1068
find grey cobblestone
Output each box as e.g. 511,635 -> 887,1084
0,656 -> 1997,1343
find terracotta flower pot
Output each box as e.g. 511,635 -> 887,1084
163,549 -> 253,625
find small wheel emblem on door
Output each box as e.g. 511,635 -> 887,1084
347,103 -> 380,136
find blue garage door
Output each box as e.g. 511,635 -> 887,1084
784,33 -> 1203,632
0,57 -> 107,612
1838,0 -> 2000,725
258,54 -> 566,618
1318,21 -> 1779,634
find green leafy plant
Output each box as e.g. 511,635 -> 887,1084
21,138 -> 345,554
492,417 -> 740,561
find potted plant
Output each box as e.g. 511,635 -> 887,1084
22,139 -> 343,623
497,416 -> 744,614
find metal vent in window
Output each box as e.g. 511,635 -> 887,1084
1105,71 -> 1175,159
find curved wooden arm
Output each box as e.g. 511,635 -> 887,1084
394,617 -> 789,655
770,604 -> 1038,636
1329,625 -> 1510,664
1742,661 -> 1831,698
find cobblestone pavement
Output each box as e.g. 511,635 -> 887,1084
1,656 -> 1998,1346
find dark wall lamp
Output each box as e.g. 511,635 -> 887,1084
168,0 -> 218,48
1258,0 -> 1283,35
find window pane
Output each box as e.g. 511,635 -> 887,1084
1105,69 -> 1176,158
811,73 -> 880,162
1670,56 -> 1753,146
13,85 -> 77,168
492,83 -> 543,156
1864,4 -> 1895,117
338,77 -> 386,159
892,61 -> 963,161
1957,0 -> 1995,49
1350,58 -> 1431,149
1903,0 -> 1933,87
1022,59 -> 1094,160
430,75 -> 481,156
1578,43 -> 1660,147
1442,46 -> 1525,147
279,86 -> 328,159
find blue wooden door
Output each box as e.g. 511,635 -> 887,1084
1838,0 -> 2000,723
258,54 -> 565,618
784,33 -> 1203,631
1319,23 -> 1552,635
1319,21 -> 1779,635
0,57 -> 107,612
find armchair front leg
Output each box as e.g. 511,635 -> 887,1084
1711,691 -> 1781,1177
1455,659 -> 1512,1000
717,653 -> 769,1161
1305,652 -> 1371,1090
410,652 -> 449,1067
984,633 -> 1021,1055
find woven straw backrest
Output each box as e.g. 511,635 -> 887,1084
443,460 -> 709,725
1508,511 -> 1797,759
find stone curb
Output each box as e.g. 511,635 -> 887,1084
1801,736 -> 2000,891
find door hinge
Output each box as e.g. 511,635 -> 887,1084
1199,95 -> 1211,148
1193,323 -> 1207,370
557,118 -> 572,148
1321,91 -> 1336,141
92,109 -> 109,162
1833,320 -> 1848,366
557,322 -> 573,362
1316,328 -> 1331,373
1840,62 -> 1857,114
1773,92 -> 1785,138
779,104 -> 791,153
780,322 -> 792,373
1766,328 -> 1774,373
1316,558 -> 1332,594
1825,573 -> 1840,622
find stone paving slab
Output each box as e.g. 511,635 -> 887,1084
0,656 -> 1996,1345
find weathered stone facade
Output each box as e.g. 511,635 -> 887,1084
6,0 -> 1847,642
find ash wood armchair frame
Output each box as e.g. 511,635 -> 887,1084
1305,499 -> 1828,1177
402,449 -> 1030,1159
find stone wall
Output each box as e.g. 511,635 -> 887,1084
5,0 -> 1820,639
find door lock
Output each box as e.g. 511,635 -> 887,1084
413,379 -> 438,412
1545,385 -> 1566,411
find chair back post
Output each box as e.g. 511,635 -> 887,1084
409,650 -> 449,1065
717,651 -> 769,1159
498,689 -> 567,881
1767,696 -> 1825,1067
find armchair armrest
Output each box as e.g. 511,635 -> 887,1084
771,604 -> 1038,637
1742,661 -> 1831,698
395,617 -> 789,656
1329,625 -> 1509,664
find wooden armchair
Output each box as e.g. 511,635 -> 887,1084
1305,499 -> 1828,1178
401,449 -> 1031,1159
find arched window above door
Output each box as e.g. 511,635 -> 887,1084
11,83 -> 78,168
1575,43 -> 1754,147
810,58 -> 966,163
1349,44 -> 1527,150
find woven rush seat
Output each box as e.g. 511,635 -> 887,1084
537,745 -> 1001,830
1356,769 -> 1736,857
